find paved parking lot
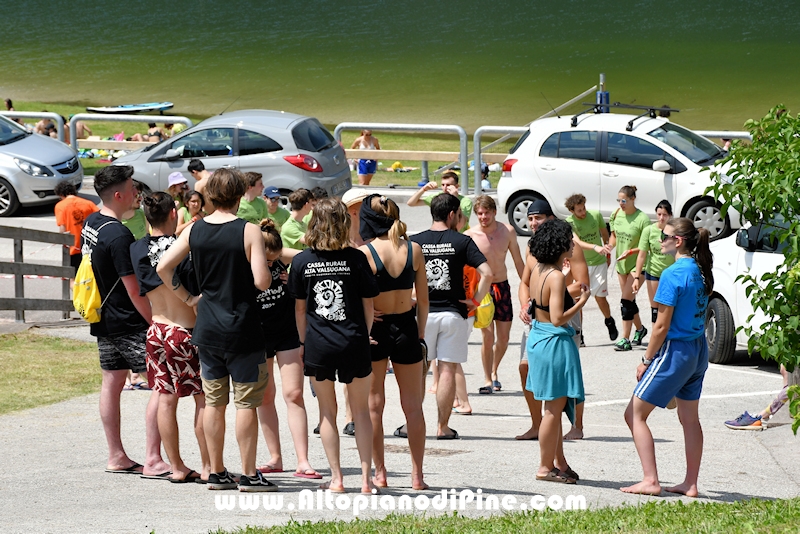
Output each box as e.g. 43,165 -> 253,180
1,186 -> 797,533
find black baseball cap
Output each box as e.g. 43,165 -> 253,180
527,198 -> 553,216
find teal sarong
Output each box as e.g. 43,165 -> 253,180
525,320 -> 585,424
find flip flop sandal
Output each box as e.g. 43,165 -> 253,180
536,468 -> 576,484
140,471 -> 172,480
436,430 -> 459,440
393,426 -> 408,438
105,462 -> 143,474
492,380 -> 502,392
169,470 -> 201,483
561,467 -> 580,481
294,470 -> 323,480
478,386 -> 494,395
257,465 -> 284,473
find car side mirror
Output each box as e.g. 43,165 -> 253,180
163,149 -> 180,161
735,228 -> 756,252
652,159 -> 671,172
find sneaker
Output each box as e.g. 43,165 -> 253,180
343,421 -> 355,436
724,411 -> 763,430
208,469 -> 238,490
614,338 -> 632,352
632,326 -> 648,345
605,317 -> 619,341
313,424 -> 320,435
239,471 -> 279,492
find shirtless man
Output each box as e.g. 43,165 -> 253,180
189,159 -> 215,214
517,198 -> 589,441
465,196 -> 524,394
129,191 -> 210,482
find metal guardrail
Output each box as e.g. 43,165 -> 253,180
1,112 -> 66,142
0,225 -> 74,322
68,114 -> 194,151
695,131 -> 752,141
473,126 -> 530,195
334,122 -> 470,196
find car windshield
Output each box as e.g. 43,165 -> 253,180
0,115 -> 29,145
647,122 -> 724,165
292,119 -> 336,152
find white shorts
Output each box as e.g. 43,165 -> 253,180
588,263 -> 609,298
425,311 -> 469,364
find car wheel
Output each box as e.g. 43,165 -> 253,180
0,178 -> 21,217
507,194 -> 541,236
686,200 -> 730,241
706,297 -> 736,364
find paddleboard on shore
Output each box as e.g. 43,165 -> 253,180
85,102 -> 174,114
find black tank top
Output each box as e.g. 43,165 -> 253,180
531,269 -> 574,314
367,241 -> 415,292
189,218 -> 264,352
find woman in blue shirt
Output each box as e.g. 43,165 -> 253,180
621,217 -> 714,498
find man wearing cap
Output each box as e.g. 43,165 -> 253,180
236,172 -> 268,224
263,186 -> 290,232
516,198 -> 590,441
167,172 -> 189,210
407,171 -> 472,233
342,188 -> 370,247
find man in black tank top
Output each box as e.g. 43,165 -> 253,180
158,168 -> 276,492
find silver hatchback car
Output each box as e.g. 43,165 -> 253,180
0,115 -> 84,217
114,109 -> 352,197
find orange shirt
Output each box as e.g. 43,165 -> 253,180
55,196 -> 100,254
463,265 -> 480,318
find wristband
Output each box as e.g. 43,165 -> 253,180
471,298 -> 480,307
299,341 -> 304,346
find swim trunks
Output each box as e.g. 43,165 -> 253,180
490,280 -> 513,322
145,322 -> 202,397
358,159 -> 377,175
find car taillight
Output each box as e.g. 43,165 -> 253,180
502,159 -> 517,173
283,154 -> 323,172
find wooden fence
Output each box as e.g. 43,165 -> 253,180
0,226 -> 74,322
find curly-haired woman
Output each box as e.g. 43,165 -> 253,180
526,219 -> 590,484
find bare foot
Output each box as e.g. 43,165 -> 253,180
319,480 -> 346,493
428,386 -> 438,394
620,481 -> 662,495
515,427 -> 539,440
564,427 -> 584,440
372,468 -> 388,488
665,483 -> 698,497
412,480 -> 430,490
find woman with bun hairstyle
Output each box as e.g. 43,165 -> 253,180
608,185 -> 651,351
288,198 -> 380,494
254,219 -> 320,479
632,200 -> 675,325
526,219 -> 590,484
622,217 -> 713,497
358,194 -> 429,491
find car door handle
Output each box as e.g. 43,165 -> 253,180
540,164 -> 555,171
603,171 -> 619,177
220,164 -> 236,169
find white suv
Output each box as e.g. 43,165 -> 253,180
497,109 -> 740,239
705,218 -> 787,364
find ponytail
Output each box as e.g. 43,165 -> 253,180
388,219 -> 408,249
667,217 -> 714,295
259,218 -> 283,253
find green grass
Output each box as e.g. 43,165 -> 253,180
211,498 -> 800,534
0,331 -> 100,414
11,100 -> 515,187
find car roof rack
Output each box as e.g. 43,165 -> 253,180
570,102 -> 680,131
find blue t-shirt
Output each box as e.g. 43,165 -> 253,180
654,257 -> 708,341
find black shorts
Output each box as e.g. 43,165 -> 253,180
264,327 -> 301,359
370,308 -> 423,364
304,359 -> 372,385
98,330 -> 147,372
197,345 -> 267,383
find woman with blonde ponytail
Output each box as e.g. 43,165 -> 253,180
622,217 -> 713,498
358,194 -> 429,491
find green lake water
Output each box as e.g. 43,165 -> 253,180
3,0 -> 800,131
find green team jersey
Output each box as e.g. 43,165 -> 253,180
237,196 -> 268,225
122,208 -> 147,240
280,216 -> 308,250
610,208 -> 651,274
302,209 -> 313,225
640,223 -> 675,278
422,192 -> 472,232
566,209 -> 606,266
265,206 -> 291,232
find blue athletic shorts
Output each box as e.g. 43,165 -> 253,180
634,336 -> 708,408
358,159 -> 377,175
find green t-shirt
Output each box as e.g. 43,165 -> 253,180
422,192 -> 473,233
121,208 -> 147,240
237,196 -> 268,225
610,208 -> 651,274
281,216 -> 308,250
265,207 -> 291,232
302,209 -> 313,225
177,207 -> 192,224
640,223 -> 675,278
566,209 -> 606,266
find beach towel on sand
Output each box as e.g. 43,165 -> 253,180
525,320 -> 585,424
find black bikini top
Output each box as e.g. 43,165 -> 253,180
531,269 -> 574,314
367,241 -> 415,292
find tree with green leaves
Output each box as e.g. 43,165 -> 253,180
708,105 -> 800,434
